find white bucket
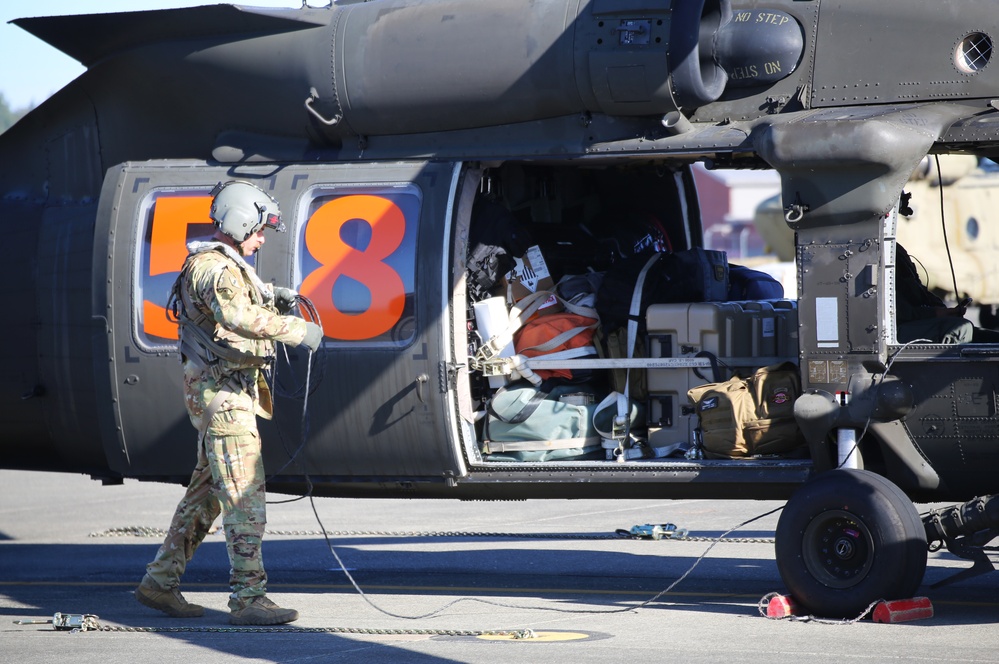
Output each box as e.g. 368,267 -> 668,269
473,296 -> 514,388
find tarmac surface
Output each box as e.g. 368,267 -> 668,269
4,469 -> 999,663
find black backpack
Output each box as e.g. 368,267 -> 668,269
596,249 -> 729,334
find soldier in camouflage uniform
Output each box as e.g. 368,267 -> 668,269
135,181 -> 322,626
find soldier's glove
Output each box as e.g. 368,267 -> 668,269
273,287 -> 298,314
301,322 -> 323,352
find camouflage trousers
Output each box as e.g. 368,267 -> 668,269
144,406 -> 268,611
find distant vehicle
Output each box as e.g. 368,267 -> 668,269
7,0 -> 999,619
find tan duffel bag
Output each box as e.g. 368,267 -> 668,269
687,362 -> 805,459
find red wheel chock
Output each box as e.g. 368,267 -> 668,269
764,594 -> 933,623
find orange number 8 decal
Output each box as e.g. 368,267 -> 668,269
300,195 -> 406,341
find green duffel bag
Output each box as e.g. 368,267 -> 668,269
482,382 -> 604,462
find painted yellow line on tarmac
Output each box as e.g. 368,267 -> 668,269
477,631 -> 591,642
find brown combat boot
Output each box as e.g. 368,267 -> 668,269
134,576 -> 205,618
229,596 -> 299,625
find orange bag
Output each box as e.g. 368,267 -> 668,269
513,312 -> 598,381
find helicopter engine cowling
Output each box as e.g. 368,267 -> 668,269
313,0 -> 732,138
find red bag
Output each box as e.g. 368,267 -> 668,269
514,312 -> 598,381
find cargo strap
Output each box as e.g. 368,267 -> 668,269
483,380 -> 601,453
474,279 -> 599,378
595,253 -> 660,453
485,380 -> 554,425
482,437 -> 599,454
593,391 -> 632,444
512,305 -> 598,387
517,322 -> 596,356
475,289 -> 552,362
624,253 -> 661,397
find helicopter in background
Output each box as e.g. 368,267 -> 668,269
754,155 -> 999,318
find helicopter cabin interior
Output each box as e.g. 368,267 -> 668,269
454,160 -> 805,469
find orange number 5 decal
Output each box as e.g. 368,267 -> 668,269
300,196 -> 406,341
143,196 -> 212,340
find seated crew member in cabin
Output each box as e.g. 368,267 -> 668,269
895,244 -> 999,344
134,181 -> 322,625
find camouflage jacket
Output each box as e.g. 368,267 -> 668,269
176,241 -> 307,420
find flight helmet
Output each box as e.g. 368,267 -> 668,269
209,180 -> 285,243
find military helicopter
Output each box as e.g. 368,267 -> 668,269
7,0 -> 999,619
754,154 -> 999,312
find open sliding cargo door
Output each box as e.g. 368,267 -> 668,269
93,160 -> 469,491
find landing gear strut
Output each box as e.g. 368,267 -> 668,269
924,495 -> 999,588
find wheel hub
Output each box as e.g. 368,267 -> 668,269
801,510 -> 875,589
833,536 -> 855,559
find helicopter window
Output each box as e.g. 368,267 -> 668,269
955,32 -> 993,74
135,188 -> 217,348
967,216 -> 980,240
293,183 -> 421,348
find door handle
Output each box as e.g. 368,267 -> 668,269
416,373 -> 429,403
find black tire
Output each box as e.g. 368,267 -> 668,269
775,469 -> 927,618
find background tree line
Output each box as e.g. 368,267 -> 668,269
0,93 -> 31,134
